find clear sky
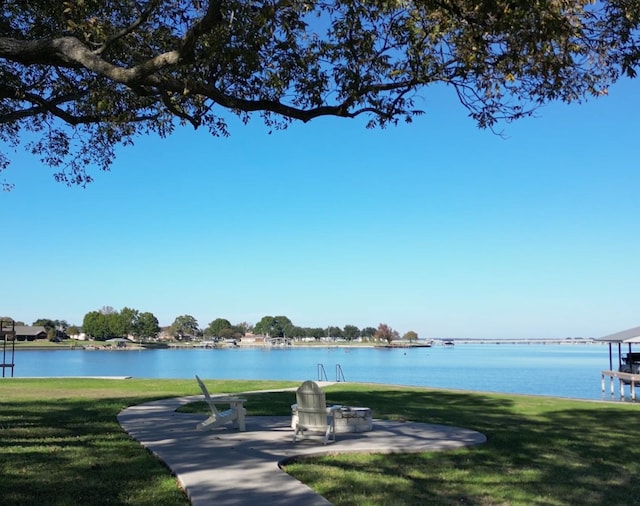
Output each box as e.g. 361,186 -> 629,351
2,78 -> 638,339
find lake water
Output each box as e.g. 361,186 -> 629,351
7,343 -> 618,401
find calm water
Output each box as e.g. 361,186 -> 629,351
7,343 -> 615,401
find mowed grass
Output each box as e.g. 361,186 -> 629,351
284,384 -> 640,505
2,379 -> 640,505
0,378 -> 295,505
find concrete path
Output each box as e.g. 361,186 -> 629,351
118,395 -> 486,506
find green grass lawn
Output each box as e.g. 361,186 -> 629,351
2,379 -> 640,505
286,384 -> 640,505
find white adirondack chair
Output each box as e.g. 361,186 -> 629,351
195,375 -> 246,431
292,380 -> 337,444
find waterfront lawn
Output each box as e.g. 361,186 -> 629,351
0,378 -> 295,505
2,380 -> 640,505
283,383 -> 640,505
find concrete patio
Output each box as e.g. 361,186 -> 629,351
118,395 -> 487,505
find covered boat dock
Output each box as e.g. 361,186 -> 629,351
598,326 -> 640,400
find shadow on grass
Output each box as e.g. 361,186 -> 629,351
281,385 -> 640,505
4,383 -> 640,506
0,378 -> 296,506
0,396 -> 189,506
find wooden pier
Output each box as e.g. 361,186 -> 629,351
601,370 -> 640,401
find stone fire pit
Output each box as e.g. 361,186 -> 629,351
291,405 -> 373,434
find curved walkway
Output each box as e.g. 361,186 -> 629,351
118,395 -> 486,506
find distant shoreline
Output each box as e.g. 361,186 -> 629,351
9,338 -> 603,352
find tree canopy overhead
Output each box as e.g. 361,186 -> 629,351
1,0 -> 638,189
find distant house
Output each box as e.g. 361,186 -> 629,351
240,333 -> 265,344
68,329 -> 87,341
14,326 -> 47,341
157,329 -> 173,341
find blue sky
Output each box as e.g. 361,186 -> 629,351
2,79 -> 638,339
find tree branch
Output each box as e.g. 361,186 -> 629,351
0,36 -> 181,81
179,0 -> 225,61
95,0 -> 163,56
0,34 -> 376,123
0,86 -> 159,125
159,91 -> 200,128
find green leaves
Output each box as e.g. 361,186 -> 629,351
253,315 -> 293,337
82,307 -> 160,340
204,318 -> 232,338
170,314 -> 199,338
0,0 -> 637,187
